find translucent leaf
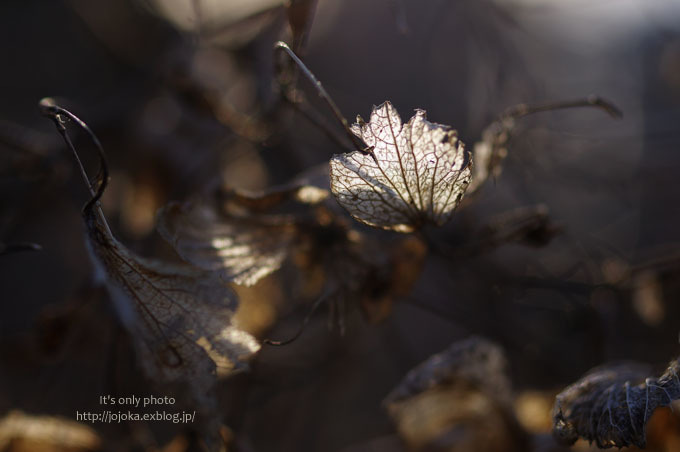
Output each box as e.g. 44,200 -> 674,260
552,358 -> 680,448
84,209 -> 260,409
467,116 -> 512,195
330,101 -> 472,233
157,184 -> 328,286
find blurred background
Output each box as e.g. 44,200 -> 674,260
1,0 -> 680,451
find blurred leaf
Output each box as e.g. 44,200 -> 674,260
467,115 -> 512,195
157,200 -> 297,287
385,336 -> 512,405
330,101 -> 472,233
41,101 -> 259,450
384,337 -> 528,452
0,410 -> 100,452
552,358 -> 680,448
146,0 -> 286,47
157,183 -> 328,286
85,207 -> 260,383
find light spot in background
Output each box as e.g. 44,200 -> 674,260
514,390 -> 554,433
121,176 -> 163,238
233,275 -> 284,337
632,269 -> 665,326
221,141 -> 269,191
601,257 -> 630,285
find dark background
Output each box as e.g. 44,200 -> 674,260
1,0 -> 680,451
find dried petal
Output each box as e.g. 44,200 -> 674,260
330,101 -> 472,233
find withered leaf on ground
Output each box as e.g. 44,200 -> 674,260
552,358 -> 680,448
330,101 -> 472,233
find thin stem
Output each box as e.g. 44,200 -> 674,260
39,98 -> 112,235
503,95 -> 623,121
274,41 -> 369,154
263,289 -> 331,346
0,242 -> 42,256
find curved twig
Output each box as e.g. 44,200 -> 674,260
39,98 -> 112,234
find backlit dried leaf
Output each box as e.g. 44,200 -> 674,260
467,116 -> 512,195
158,201 -> 296,287
84,207 -> 260,409
552,358 -> 680,448
41,101 -> 258,451
159,172 -> 421,334
330,101 -> 472,233
157,183 -> 328,286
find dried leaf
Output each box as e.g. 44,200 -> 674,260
158,201 -> 297,287
41,101 -> 259,450
85,209 -> 260,384
552,358 -> 680,448
157,183 -> 328,286
330,101 -> 472,233
159,171 -> 421,335
384,337 -> 528,452
385,336 -> 512,405
0,410 -> 101,451
467,116 -> 511,195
